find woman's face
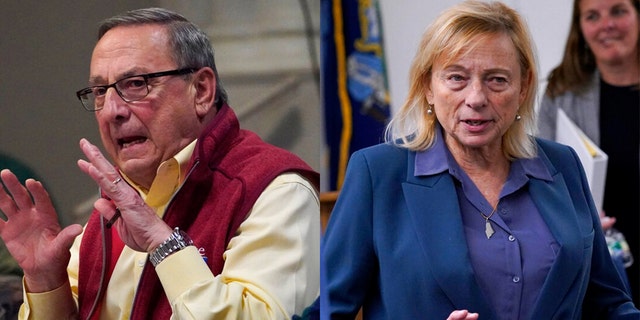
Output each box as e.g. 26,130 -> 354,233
579,0 -> 639,66
427,32 -> 528,156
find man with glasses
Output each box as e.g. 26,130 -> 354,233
0,7 -> 319,319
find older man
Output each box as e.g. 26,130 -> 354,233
0,7 -> 319,319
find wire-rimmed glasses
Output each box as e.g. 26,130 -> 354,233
76,68 -> 197,111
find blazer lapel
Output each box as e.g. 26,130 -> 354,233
402,172 -> 495,317
529,173 -> 584,319
401,151 -> 584,318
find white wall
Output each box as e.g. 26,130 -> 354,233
378,0 -> 573,111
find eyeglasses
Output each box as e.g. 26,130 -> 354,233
76,68 -> 197,111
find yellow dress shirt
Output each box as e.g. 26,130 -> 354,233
19,141 -> 320,319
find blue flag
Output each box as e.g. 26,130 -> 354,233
321,0 -> 391,191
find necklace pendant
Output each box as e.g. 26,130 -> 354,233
485,221 -> 495,239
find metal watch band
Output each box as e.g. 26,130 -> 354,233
149,227 -> 194,267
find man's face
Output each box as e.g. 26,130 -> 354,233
89,24 -> 203,189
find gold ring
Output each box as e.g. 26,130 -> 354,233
112,177 -> 122,185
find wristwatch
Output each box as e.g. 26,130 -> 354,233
149,227 -> 194,267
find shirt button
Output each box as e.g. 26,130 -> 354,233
508,235 -> 516,242
513,276 -> 520,283
500,208 -> 508,215
138,260 -> 146,267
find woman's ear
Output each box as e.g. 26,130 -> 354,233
192,67 -> 216,118
426,88 -> 434,103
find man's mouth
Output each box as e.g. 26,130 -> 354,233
118,136 -> 147,148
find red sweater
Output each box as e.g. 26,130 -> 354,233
77,104 -> 318,319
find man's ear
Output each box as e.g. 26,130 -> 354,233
192,67 -> 216,118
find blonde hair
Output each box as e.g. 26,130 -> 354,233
385,0 -> 538,159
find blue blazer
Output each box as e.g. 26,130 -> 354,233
320,139 -> 638,319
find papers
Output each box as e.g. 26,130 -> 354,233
555,109 -> 608,212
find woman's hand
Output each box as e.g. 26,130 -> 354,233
599,210 -> 616,230
447,310 -> 479,320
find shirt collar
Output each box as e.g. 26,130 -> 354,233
413,126 -> 552,183
414,127 -> 449,176
121,139 -> 197,208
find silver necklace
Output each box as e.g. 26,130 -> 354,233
480,206 -> 498,239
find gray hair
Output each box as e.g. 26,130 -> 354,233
98,7 -> 228,108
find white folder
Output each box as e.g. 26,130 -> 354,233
555,109 -> 608,213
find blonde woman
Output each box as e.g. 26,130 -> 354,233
321,1 -> 638,319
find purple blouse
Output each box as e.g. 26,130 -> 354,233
414,129 -> 557,320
